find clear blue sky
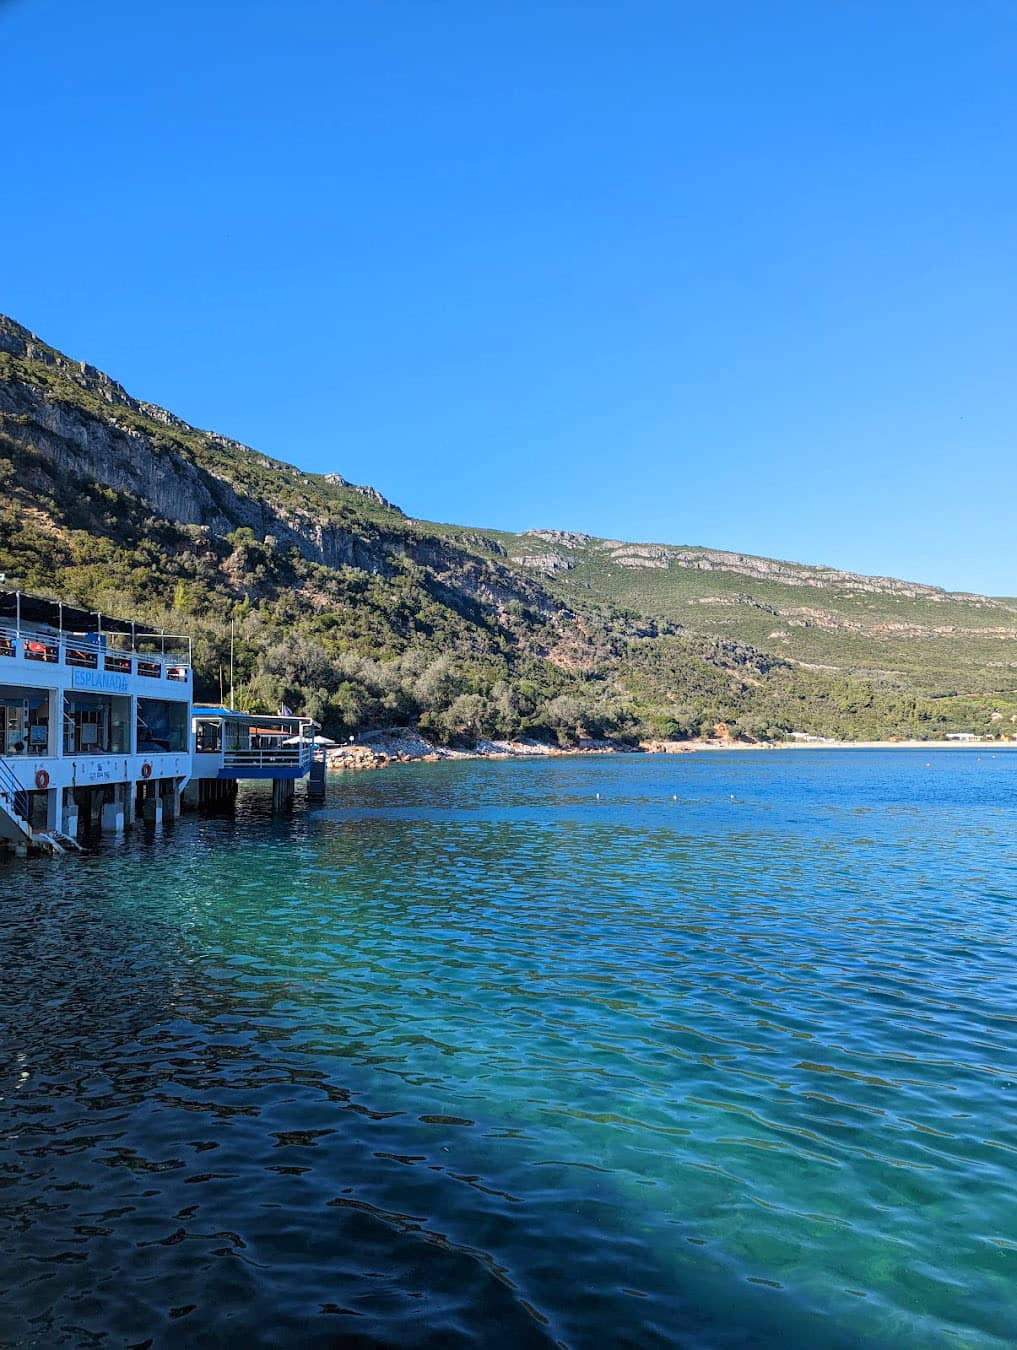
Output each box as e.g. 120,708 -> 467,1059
2,1 -> 1015,593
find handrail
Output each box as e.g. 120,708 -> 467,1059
0,754 -> 29,826
222,746 -> 313,768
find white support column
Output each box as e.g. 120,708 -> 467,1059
45,786 -> 61,833
141,782 -> 163,827
48,687 -> 62,758
101,784 -> 126,835
63,788 -> 78,840
162,778 -> 181,821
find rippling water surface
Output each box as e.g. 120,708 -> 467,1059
2,750 -> 1016,1347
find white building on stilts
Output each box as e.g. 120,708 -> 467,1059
0,591 -> 193,854
187,706 -> 319,810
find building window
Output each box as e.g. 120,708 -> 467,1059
64,694 -> 131,755
1,687 -> 50,755
137,699 -> 188,753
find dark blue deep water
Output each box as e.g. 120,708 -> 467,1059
1,750 -> 1016,1348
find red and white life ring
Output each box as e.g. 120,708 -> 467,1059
141,762 -> 153,779
35,768 -> 50,789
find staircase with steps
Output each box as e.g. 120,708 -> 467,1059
0,756 -> 80,855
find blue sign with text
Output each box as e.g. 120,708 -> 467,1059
71,667 -> 130,695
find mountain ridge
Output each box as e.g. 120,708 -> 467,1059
2,313 -> 1001,603
1,312 -> 1014,742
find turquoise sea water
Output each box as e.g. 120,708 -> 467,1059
1,750 -> 1016,1347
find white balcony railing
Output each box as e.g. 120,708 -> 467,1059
222,746 -> 313,770
0,625 -> 191,681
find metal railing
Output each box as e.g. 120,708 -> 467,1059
0,625 -> 191,680
0,755 -> 30,828
222,745 -> 313,769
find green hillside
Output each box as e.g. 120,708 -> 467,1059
1,313 -> 1014,743
501,533 -> 1017,697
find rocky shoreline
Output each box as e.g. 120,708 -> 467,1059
325,728 -> 635,772
325,729 -> 1017,772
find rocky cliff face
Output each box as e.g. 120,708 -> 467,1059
597,543 -> 961,600
1,376 -> 243,533
322,472 -> 404,515
518,532 -> 973,602
0,316 -> 406,574
0,315 -> 564,620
